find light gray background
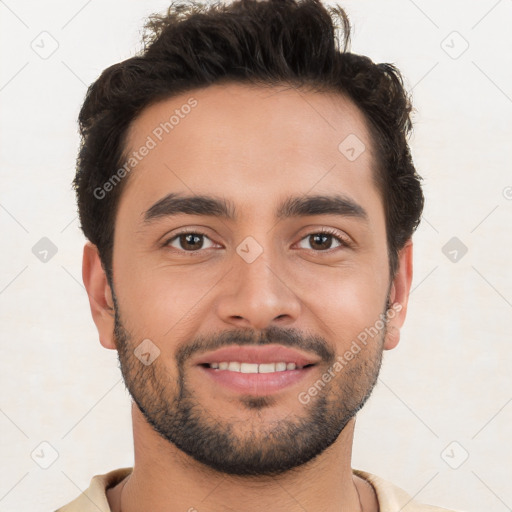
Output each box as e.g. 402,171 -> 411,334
1,1 -> 511,511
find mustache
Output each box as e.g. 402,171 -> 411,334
175,325 -> 336,367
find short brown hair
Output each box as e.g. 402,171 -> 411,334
74,0 -> 424,285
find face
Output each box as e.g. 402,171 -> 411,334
85,82 -> 411,476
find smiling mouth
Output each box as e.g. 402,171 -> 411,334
200,361 -> 316,372
196,362 -> 317,396
192,344 -> 321,395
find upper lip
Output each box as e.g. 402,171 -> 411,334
193,344 -> 321,367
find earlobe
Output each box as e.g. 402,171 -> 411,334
384,323 -> 400,350
383,240 -> 413,351
82,242 -> 117,350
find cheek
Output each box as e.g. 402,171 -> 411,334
300,263 -> 387,347
114,260 -> 221,344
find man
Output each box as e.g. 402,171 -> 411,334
56,0 -> 462,511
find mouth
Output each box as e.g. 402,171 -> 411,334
193,345 -> 320,396
199,361 -> 316,372
193,344 -> 321,367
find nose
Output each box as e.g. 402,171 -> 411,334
215,245 -> 302,330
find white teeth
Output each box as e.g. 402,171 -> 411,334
258,363 -> 276,373
209,361 -> 303,372
240,363 -> 259,374
228,361 -> 241,372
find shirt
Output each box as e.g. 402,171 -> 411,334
55,467 -> 461,512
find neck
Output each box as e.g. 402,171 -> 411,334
108,404 -> 378,512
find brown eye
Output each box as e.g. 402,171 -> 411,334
297,230 -> 349,251
167,232 -> 215,251
309,233 -> 335,250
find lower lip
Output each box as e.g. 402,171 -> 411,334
197,365 -> 316,396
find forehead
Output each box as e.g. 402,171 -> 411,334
118,82 -> 382,225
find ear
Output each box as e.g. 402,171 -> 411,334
383,239 -> 413,351
82,242 -> 116,350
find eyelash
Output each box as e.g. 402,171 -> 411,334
163,227 -> 353,254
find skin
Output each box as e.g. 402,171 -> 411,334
83,82 -> 413,512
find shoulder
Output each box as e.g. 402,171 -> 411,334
353,469 -> 465,512
54,467 -> 133,512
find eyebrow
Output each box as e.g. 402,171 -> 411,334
142,193 -> 369,224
